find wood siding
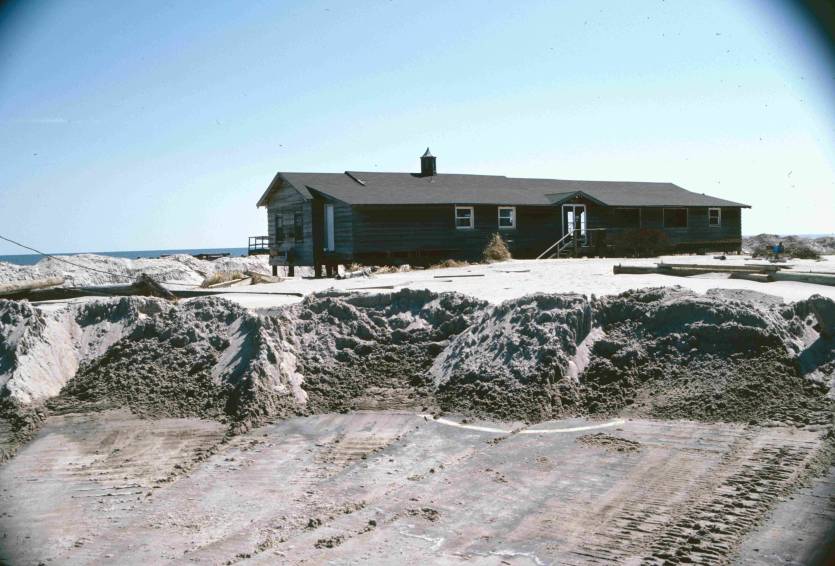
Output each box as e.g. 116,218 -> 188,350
264,186 -> 743,266
596,206 -> 742,249
266,178 -> 314,266
348,201 -> 741,262
352,204 -> 563,261
311,195 -> 354,265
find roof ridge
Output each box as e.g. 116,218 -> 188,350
344,171 -> 366,186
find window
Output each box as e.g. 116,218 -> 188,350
274,215 -> 284,244
642,208 -> 662,226
614,208 -> 640,228
498,206 -> 516,229
455,206 -> 474,229
294,212 -> 304,242
663,208 -> 688,228
708,208 -> 721,227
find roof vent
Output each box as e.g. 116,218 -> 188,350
420,148 -> 436,177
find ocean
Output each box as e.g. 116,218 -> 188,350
0,247 -> 249,266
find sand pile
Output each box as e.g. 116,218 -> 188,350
48,298 -> 306,428
282,289 -> 486,413
1,288 -> 833,453
0,253 -> 273,287
431,294 -> 591,421
0,296 -> 306,456
743,234 -> 835,257
0,297 -> 158,405
583,287 -> 834,425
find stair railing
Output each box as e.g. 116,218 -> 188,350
536,232 -> 574,260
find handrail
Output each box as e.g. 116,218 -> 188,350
536,228 -> 607,260
536,232 -> 573,260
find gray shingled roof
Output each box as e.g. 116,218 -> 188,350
258,171 -> 749,208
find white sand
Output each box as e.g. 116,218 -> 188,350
208,255 -> 835,310
0,253 -> 275,287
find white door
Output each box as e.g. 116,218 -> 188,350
562,204 -> 587,244
324,204 -> 335,252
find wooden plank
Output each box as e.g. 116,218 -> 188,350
657,263 -> 779,272
770,271 -> 835,287
729,272 -> 772,283
206,277 -> 250,288
433,274 -> 485,278
613,265 -> 658,275
0,276 -> 65,295
172,290 -> 304,298
4,275 -> 176,302
744,263 -> 792,270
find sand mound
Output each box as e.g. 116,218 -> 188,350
0,254 -> 273,287
0,297 -> 159,405
50,298 -> 305,429
284,289 -> 486,413
743,233 -> 835,256
1,288 -> 833,456
583,287 -> 833,425
431,294 -> 591,421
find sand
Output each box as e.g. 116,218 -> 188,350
2,264 -> 834,563
205,254 -> 835,310
0,253 -> 277,287
2,286 -> 833,464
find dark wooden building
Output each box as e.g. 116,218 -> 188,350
256,150 -> 750,274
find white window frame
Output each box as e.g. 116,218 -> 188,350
455,206 -> 474,230
497,206 -> 516,229
708,207 -> 721,228
324,203 -> 335,251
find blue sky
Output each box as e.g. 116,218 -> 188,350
1,0 -> 833,255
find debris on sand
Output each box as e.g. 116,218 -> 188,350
314,535 -> 345,549
577,432 -> 641,452
406,507 -> 440,521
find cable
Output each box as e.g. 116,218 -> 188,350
0,233 -> 129,278
1,234 -> 242,289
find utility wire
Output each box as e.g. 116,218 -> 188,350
0,233 -> 130,278
0,233 -> 224,289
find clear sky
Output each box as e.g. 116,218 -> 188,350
1,0 -> 833,255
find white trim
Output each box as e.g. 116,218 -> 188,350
708,207 -> 721,227
324,204 -> 335,251
455,206 -> 474,230
561,203 -> 587,244
497,206 -> 516,229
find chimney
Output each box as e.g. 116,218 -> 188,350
420,147 -> 436,176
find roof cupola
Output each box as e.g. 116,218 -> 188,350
420,148 -> 436,177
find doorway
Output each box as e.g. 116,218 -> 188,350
561,204 -> 587,244
323,204 -> 335,252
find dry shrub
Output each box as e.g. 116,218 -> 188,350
429,259 -> 470,270
373,264 -> 413,274
372,265 -> 398,274
787,243 -> 821,260
201,270 -> 246,288
751,242 -> 821,260
482,233 -> 512,262
617,229 -> 670,257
